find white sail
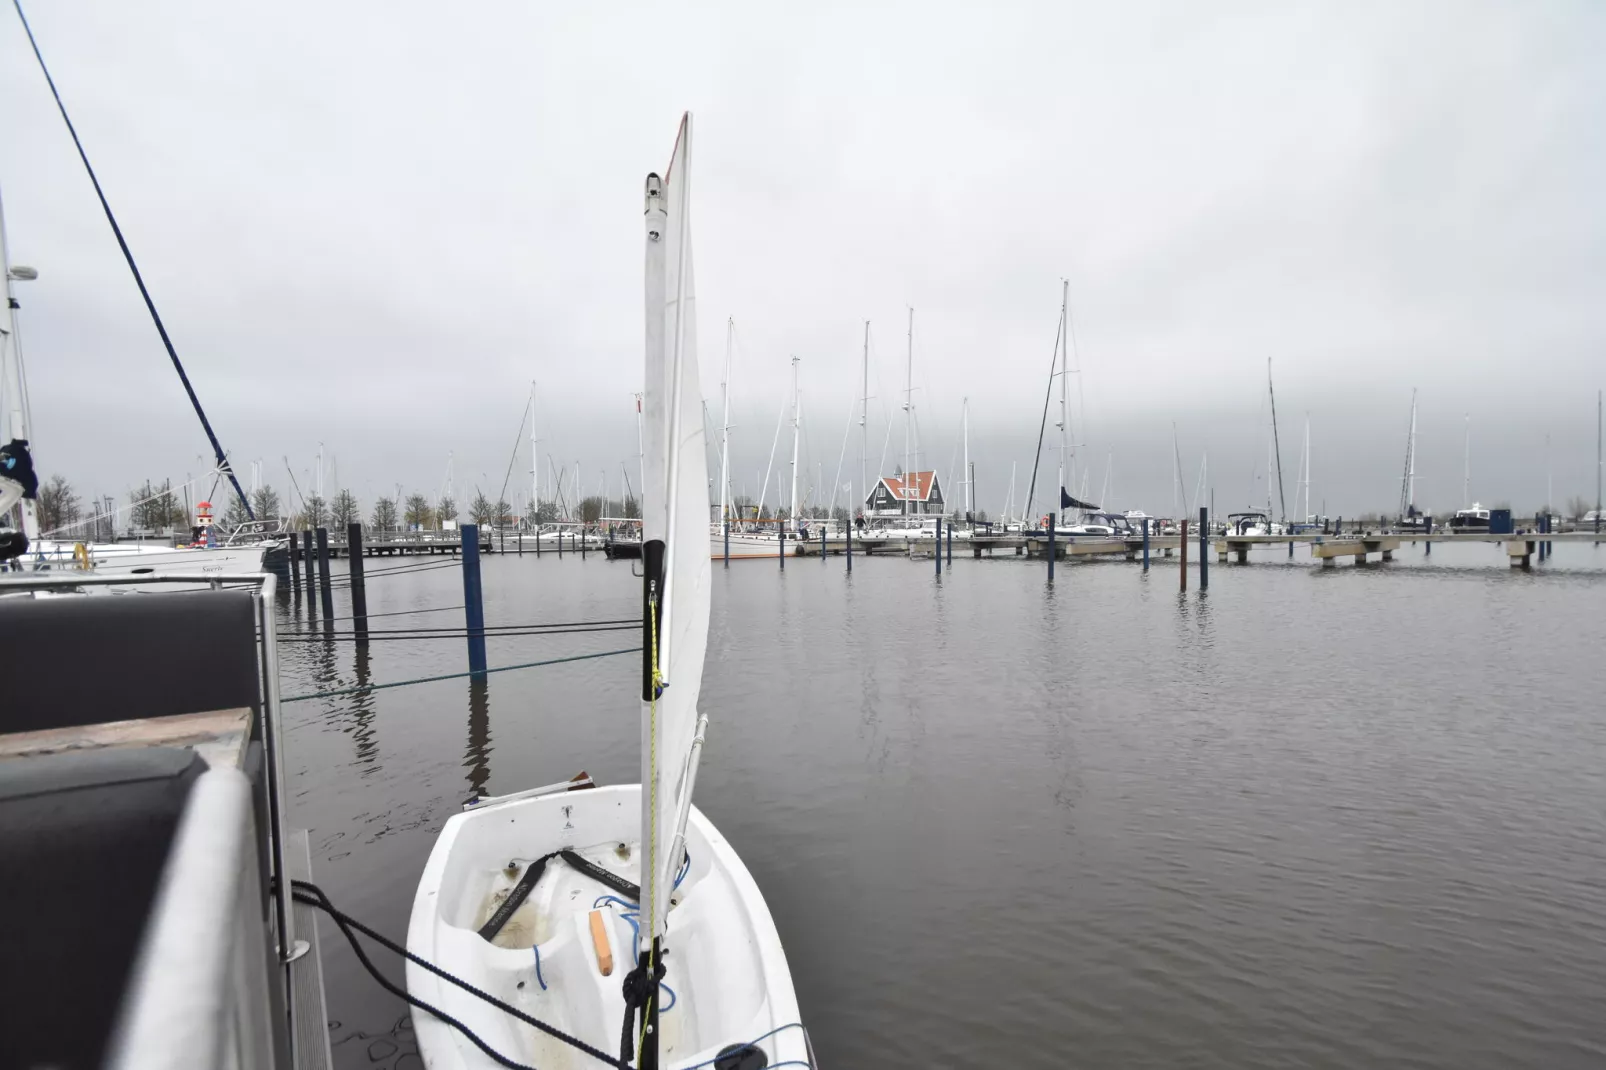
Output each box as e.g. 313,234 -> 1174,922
640,113 -> 710,959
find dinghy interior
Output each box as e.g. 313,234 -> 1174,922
408,784 -> 809,1069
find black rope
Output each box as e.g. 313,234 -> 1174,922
286,879 -> 628,1070
13,0 -> 254,521
284,617 -> 635,636
294,603 -> 467,623
277,625 -> 637,643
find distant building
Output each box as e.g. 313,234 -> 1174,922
865,470 -> 945,517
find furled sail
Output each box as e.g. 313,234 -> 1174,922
639,113 -> 710,962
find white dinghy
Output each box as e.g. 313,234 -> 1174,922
407,115 -> 811,1070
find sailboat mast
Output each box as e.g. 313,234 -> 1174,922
1463,412 -> 1471,507
861,320 -> 870,517
962,398 -> 971,518
904,307 -> 914,515
719,320 -> 732,524
0,186 -> 38,539
1407,390 -> 1417,511
1300,415 -> 1311,522
1267,358 -> 1287,526
789,355 -> 801,523
539,380 -> 546,517
1057,279 -> 1069,498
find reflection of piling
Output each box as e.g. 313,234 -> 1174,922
315,527 -> 334,630
1046,513 -> 1056,583
462,524 -> 488,677
1180,516 -> 1189,592
1199,507 -> 1209,590
288,531 -> 302,593
347,522 -> 369,643
1142,518 -> 1150,571
465,676 -> 491,798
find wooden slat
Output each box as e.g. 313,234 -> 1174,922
0,707 -> 252,768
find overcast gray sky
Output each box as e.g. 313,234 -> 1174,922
3,0 -> 1603,520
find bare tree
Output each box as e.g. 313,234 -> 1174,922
330,489 -> 361,529
370,496 -> 399,531
36,474 -> 82,533
469,492 -> 494,525
250,485 -> 283,522
437,495 -> 457,528
404,493 -> 434,529
580,496 -> 603,524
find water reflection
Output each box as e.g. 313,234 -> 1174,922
349,642 -> 378,772
464,676 -> 492,797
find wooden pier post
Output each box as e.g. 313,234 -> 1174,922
1198,508 -> 1208,590
1046,513 -> 1055,583
303,528 -> 317,607
288,531 -> 301,595
461,523 -> 488,677
1142,518 -> 1150,571
347,522 -> 369,644
315,527 -> 335,631
1179,516 -> 1189,592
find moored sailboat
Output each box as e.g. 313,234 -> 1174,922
407,114 -> 809,1070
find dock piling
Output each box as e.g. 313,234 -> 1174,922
936,517 -> 943,576
723,521 -> 729,567
315,527 -> 335,630
461,524 -> 488,677
347,523 -> 368,644
846,519 -> 852,573
821,523 -> 827,560
1046,513 -> 1056,583
303,528 -> 316,607
947,521 -> 953,564
288,531 -> 301,594
1199,508 -> 1209,590
1142,518 -> 1150,571
779,525 -> 786,570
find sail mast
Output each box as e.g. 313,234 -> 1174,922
904,308 -> 914,515
0,187 -> 39,539
1463,413 -> 1471,507
861,320 -> 870,518
1058,280 -> 1069,501
962,398 -> 971,519
720,320 -> 732,525
789,355 -> 801,523
1267,358 -> 1287,527
539,380 -> 546,517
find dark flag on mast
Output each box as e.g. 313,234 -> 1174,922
1061,487 -> 1099,511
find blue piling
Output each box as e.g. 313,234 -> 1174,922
1142,518 -> 1150,571
821,522 -> 827,560
1425,515 -> 1432,555
723,520 -> 729,566
461,523 -> 488,678
1199,507 -> 1209,590
947,519 -> 953,564
779,524 -> 786,570
1046,513 -> 1056,583
936,517 -> 943,576
846,517 -> 853,573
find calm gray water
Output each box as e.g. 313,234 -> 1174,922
280,540 -> 1606,1069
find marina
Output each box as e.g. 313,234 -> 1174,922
2,4 -> 1605,1070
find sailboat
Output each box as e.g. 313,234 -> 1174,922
408,115 -> 809,1070
0,185 -> 275,581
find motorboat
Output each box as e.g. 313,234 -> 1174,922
1449,503 -> 1491,532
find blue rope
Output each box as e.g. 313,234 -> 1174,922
531,944 -> 548,990
677,1023 -> 810,1069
